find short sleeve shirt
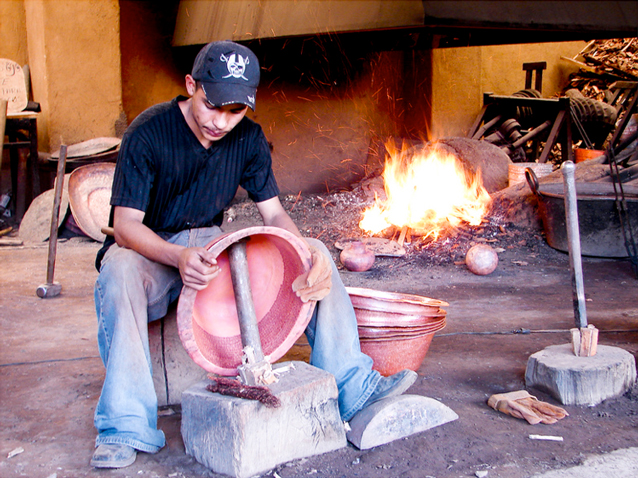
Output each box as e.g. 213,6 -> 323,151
95,96 -> 279,269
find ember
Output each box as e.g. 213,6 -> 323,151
359,141 -> 492,241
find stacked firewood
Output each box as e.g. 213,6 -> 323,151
563,38 -> 638,101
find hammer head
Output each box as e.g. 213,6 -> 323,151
36,282 -> 62,298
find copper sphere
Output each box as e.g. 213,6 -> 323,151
465,244 -> 499,275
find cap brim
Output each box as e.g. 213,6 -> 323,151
201,82 -> 256,111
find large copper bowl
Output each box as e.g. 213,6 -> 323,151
359,334 -> 436,376
347,287 -> 448,376
177,227 -> 315,376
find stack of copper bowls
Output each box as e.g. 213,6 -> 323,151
346,287 -> 448,376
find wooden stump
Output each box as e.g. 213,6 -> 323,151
525,344 -> 636,406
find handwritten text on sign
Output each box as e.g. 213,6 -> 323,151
0,59 -> 28,114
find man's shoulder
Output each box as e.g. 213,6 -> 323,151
127,97 -> 183,133
232,115 -> 264,140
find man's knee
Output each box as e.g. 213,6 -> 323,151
98,247 -> 151,284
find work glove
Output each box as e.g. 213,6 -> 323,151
292,245 -> 332,302
488,390 -> 569,425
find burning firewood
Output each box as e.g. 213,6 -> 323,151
397,226 -> 409,246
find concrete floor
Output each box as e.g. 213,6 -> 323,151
1,232 -> 637,478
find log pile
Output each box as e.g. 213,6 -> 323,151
563,38 -> 638,101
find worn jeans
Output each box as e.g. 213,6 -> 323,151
93,226 -> 380,452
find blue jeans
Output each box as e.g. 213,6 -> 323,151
93,227 -> 380,452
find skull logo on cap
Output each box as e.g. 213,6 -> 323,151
221,53 -> 249,81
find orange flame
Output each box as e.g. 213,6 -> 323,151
360,141 -> 491,241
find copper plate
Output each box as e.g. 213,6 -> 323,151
346,286 -> 448,315
51,137 -> 121,159
357,320 -> 446,339
67,163 -> 115,242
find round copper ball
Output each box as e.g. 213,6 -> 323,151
465,244 -> 499,275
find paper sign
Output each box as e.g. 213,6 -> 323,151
0,59 -> 28,114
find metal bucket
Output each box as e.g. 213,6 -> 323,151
526,168 -> 638,257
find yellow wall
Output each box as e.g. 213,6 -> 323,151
430,41 -> 585,139
0,1 -> 28,66
3,0 -> 123,153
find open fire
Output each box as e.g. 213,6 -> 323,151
359,141 -> 492,243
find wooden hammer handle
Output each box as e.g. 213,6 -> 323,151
46,145 -> 67,284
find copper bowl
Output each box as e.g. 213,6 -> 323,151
359,334 -> 436,377
177,226 -> 315,376
347,287 -> 448,376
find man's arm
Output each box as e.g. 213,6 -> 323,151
255,196 -> 302,237
255,196 -> 332,302
113,206 -> 220,290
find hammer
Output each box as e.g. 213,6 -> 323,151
36,145 -> 67,298
562,160 -> 598,356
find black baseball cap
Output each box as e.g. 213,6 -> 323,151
191,41 -> 260,111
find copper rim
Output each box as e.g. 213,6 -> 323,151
353,307 -> 447,327
346,286 -> 449,307
358,320 -> 446,339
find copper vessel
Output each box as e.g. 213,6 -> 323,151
347,287 -> 447,376
177,226 -> 315,376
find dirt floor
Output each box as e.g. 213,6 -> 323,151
1,186 -> 638,478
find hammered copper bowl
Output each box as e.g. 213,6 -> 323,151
346,287 -> 448,376
177,226 -> 315,376
359,334 -> 437,376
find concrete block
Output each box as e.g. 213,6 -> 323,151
346,394 -> 458,450
149,306 -> 208,406
525,344 -> 637,406
181,361 -> 347,478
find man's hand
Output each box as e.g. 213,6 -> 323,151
178,247 -> 221,290
292,245 -> 332,302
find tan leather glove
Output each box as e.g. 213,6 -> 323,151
292,245 -> 332,302
488,390 -> 568,425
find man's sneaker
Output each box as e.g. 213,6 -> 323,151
90,444 -> 137,469
362,369 -> 418,408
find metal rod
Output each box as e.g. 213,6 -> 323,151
227,240 -> 264,362
472,114 -> 502,140
510,120 -> 552,149
562,161 -> 588,328
0,100 -> 7,173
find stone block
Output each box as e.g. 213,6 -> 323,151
181,361 -> 347,478
346,394 -> 458,449
525,344 -> 637,406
